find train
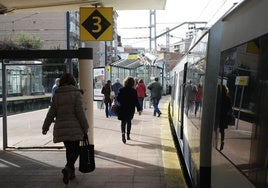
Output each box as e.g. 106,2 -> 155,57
168,1 -> 268,188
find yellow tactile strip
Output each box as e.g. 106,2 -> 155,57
161,101 -> 188,188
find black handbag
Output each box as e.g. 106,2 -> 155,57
79,134 -> 95,173
228,113 -> 235,126
111,104 -> 119,115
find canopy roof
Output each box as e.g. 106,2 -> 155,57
111,59 -> 143,69
111,52 -> 159,69
0,0 -> 166,14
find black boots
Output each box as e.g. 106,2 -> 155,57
62,166 -> 75,185
220,142 -> 224,151
122,134 -> 126,144
62,166 -> 70,185
127,133 -> 130,140
122,133 -> 131,143
69,168 -> 75,180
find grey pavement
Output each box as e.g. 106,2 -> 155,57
0,96 -> 187,188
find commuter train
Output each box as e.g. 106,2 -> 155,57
168,1 -> 268,188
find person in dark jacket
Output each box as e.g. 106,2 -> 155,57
42,73 -> 89,185
117,76 -> 142,144
147,77 -> 163,117
185,80 -> 197,116
112,78 -> 123,103
101,80 -> 113,118
219,85 -> 232,151
51,78 -> 60,103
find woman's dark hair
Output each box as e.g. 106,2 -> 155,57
138,79 -> 144,83
124,76 -> 135,88
59,73 -> 77,87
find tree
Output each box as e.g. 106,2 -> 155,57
13,32 -> 43,50
0,39 -> 19,50
0,32 -> 43,50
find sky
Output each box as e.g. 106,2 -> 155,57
117,0 -> 242,49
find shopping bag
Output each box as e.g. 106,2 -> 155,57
110,91 -> 115,100
79,134 -> 95,173
110,104 -> 119,116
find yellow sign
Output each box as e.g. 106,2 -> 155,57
128,54 -> 138,60
235,76 -> 249,86
80,7 -> 113,41
107,65 -> 111,73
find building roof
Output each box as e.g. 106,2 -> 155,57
0,0 -> 167,14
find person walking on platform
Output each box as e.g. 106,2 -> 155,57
101,80 -> 113,118
147,77 -> 163,117
219,85 -> 232,151
112,78 -> 123,103
195,84 -> 203,117
42,73 -> 89,185
117,76 -> 142,144
136,79 -> 146,111
185,80 -> 197,116
50,78 -> 60,103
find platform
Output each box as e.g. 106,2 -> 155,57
0,96 -> 187,188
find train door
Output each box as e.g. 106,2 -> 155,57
179,62 -> 188,140
218,34 -> 268,188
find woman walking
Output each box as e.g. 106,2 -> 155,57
117,76 -> 142,143
42,73 -> 89,185
219,85 -> 232,151
136,79 -> 146,111
101,80 -> 113,118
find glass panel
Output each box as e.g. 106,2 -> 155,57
219,34 -> 268,188
183,33 -> 208,187
0,59 -> 67,148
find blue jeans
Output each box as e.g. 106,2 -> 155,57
152,98 -> 161,115
138,97 -> 144,111
105,102 -> 112,117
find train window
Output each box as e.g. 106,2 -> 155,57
182,33 -> 208,187
218,34 -> 268,187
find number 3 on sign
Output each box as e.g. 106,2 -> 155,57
80,7 -> 113,41
92,16 -> 101,33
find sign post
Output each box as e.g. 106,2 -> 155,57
79,7 -> 113,144
234,76 -> 249,129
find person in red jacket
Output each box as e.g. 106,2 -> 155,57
136,79 -> 146,111
195,84 -> 203,117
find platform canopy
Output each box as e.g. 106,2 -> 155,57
0,0 -> 167,14
111,52 -> 159,69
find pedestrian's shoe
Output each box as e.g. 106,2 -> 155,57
157,112 -> 162,117
220,142 -> 224,151
153,113 -> 156,116
69,168 -> 75,180
62,166 -> 72,185
122,134 -> 126,144
127,134 -> 131,140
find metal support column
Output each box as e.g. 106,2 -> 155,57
2,61 -> 7,150
78,48 -> 94,144
149,10 -> 156,51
